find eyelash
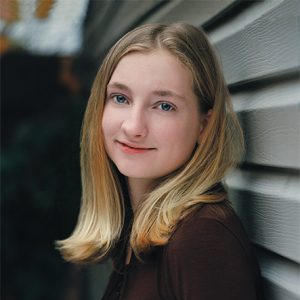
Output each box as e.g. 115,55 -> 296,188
109,94 -> 176,112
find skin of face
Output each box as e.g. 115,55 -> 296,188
102,50 -> 206,184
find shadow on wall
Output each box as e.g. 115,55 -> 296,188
229,111 -> 258,237
1,50 -> 90,300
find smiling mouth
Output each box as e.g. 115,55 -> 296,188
117,141 -> 156,153
119,142 -> 151,149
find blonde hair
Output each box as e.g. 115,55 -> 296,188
56,23 -> 244,263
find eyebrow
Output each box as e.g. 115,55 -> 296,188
107,82 -> 130,92
107,81 -> 186,100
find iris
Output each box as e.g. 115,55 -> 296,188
114,95 -> 127,104
160,102 -> 173,111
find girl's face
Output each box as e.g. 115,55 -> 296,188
102,50 -> 205,181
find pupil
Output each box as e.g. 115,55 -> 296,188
117,95 -> 125,103
162,103 -> 171,111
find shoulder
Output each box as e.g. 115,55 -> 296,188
159,201 -> 262,299
163,200 -> 261,282
167,200 -> 252,256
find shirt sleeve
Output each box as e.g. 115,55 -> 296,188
161,217 -> 259,300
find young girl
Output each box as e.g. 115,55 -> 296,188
57,23 -> 263,299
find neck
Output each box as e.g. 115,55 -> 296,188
126,178 -> 154,213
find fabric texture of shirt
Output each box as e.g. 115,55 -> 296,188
102,200 -> 263,300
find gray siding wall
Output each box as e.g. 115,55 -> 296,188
215,1 -> 300,299
85,1 -> 300,299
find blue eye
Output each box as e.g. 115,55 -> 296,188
159,102 -> 175,112
113,95 -> 127,104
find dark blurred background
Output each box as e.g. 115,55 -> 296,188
1,0 -> 92,299
1,52 -> 87,299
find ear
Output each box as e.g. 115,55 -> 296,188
198,109 -> 212,141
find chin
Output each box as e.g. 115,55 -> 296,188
119,171 -> 153,179
116,166 -> 156,179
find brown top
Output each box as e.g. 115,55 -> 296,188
102,201 -> 263,300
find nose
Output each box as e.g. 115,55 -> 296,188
121,106 -> 148,139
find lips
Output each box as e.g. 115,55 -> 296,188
118,141 -> 152,149
116,141 -> 155,154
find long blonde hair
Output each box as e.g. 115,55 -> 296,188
56,23 -> 244,263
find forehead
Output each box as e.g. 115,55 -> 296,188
108,50 -> 194,94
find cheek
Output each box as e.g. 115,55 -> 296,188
102,113 -> 116,154
161,118 -> 200,157
101,110 -> 109,135
102,107 -> 119,138
101,113 -> 109,143
157,119 -> 198,144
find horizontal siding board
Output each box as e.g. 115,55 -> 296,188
231,78 -> 300,112
215,0 -> 300,85
143,0 -> 235,26
95,0 -> 162,40
257,248 -> 300,300
238,104 -> 300,169
226,169 -> 300,262
208,0 -> 285,42
263,279 -> 300,300
85,0 -> 164,60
